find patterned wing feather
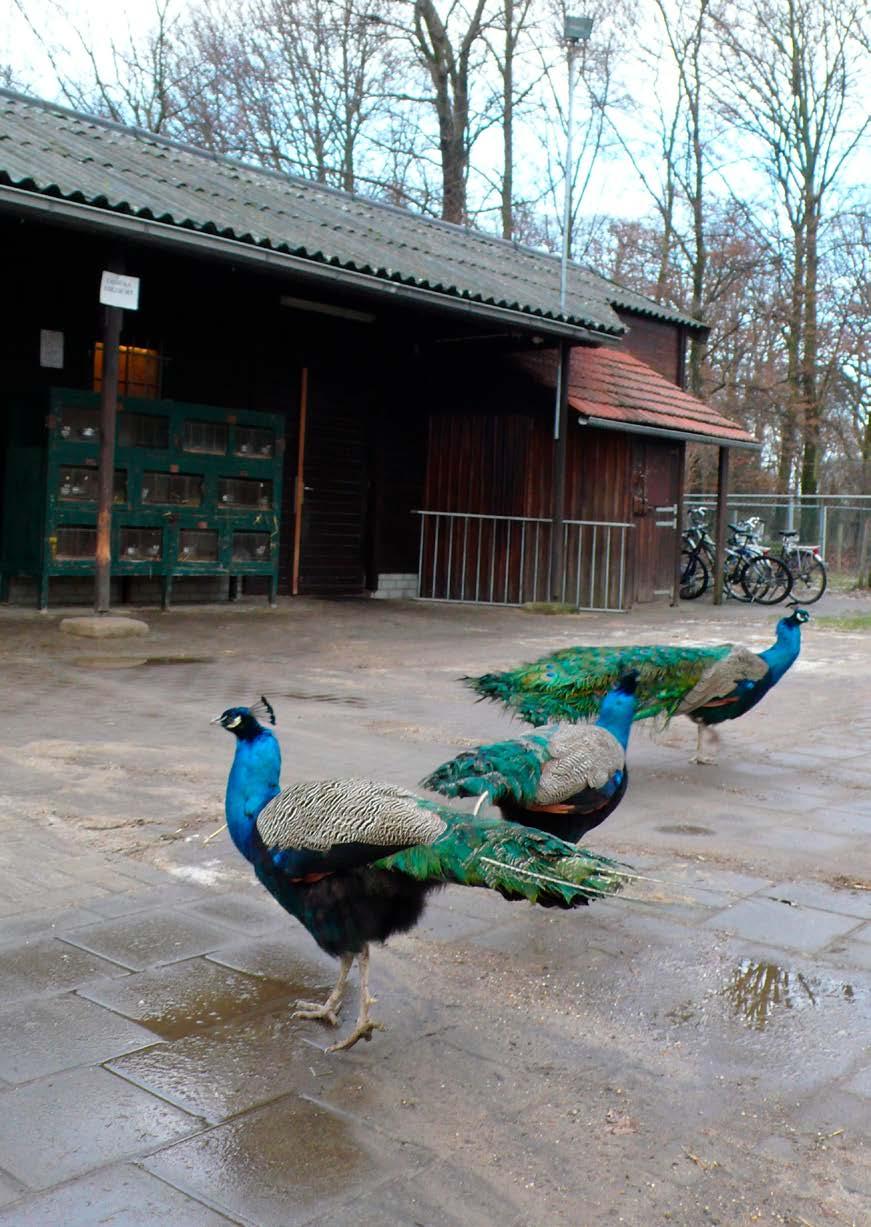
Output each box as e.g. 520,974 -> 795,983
466,643 -> 733,724
256,779 -> 446,853
675,646 -> 769,714
375,807 -> 629,907
535,725 -> 624,803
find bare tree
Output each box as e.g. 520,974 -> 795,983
12,0 -> 199,136
713,0 -> 870,497
408,0 -> 491,223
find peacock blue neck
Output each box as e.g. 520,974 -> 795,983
225,727 -> 282,862
595,691 -> 637,748
758,616 -> 803,684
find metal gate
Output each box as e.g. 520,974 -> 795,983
414,511 -> 633,612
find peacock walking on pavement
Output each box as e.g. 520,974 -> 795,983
466,609 -> 810,764
422,672 -> 638,843
214,698 -> 632,1051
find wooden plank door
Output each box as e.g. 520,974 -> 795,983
631,439 -> 681,603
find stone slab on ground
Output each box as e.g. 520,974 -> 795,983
59,615 -> 149,638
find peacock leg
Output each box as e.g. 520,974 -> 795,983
691,722 -> 718,765
325,944 -> 386,1053
292,953 -> 352,1027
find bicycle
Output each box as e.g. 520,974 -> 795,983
769,529 -> 827,604
680,510 -> 792,604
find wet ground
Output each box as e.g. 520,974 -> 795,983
0,592 -> 868,1225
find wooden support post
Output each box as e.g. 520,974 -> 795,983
671,442 -> 686,606
549,341 -> 571,601
712,445 -> 730,606
290,367 -> 309,596
95,302 -> 122,614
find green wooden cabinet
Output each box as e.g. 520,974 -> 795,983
1,389 -> 284,609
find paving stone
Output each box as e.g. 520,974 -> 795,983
144,1094 -> 430,1226
109,1006 -> 335,1124
0,1067 -> 199,1190
0,1172 -> 23,1210
0,1163 -> 235,1226
0,937 -> 128,1002
182,891 -> 288,936
78,882 -> 209,919
79,956 -> 294,1039
60,615 -> 149,638
703,896 -> 865,952
60,910 -> 237,971
845,1065 -> 871,1098
764,880 -> 871,920
206,933 -> 336,983
0,992 -> 154,1083
0,906 -> 104,946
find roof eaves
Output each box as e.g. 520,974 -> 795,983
0,178 -> 623,343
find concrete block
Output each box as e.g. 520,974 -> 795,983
59,615 -> 149,638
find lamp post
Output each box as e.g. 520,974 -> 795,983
549,14 -> 593,601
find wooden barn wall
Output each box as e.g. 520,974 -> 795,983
0,217 -> 431,599
618,312 -> 684,385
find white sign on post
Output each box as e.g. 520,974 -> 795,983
99,271 -> 140,310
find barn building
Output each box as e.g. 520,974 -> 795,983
0,90 -> 756,611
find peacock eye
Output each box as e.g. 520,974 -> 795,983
227,716 -> 242,728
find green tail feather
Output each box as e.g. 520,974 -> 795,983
421,734 -> 550,806
374,806 -> 628,908
467,643 -> 732,725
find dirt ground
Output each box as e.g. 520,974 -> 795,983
0,591 -> 868,1226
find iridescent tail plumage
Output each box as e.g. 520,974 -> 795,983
466,643 -> 733,725
375,805 -> 629,907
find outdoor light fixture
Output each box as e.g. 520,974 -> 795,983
279,294 -> 375,323
564,15 -> 593,42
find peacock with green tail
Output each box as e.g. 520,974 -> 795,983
214,698 -> 632,1052
466,609 -> 810,764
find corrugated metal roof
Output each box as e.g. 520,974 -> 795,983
0,90 -> 704,339
519,347 -> 758,447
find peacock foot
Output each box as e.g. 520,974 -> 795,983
690,753 -> 718,766
325,1017 -> 386,1053
291,999 -> 342,1027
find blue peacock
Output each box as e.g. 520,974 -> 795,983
214,697 -> 632,1051
422,672 -> 638,843
465,609 -> 810,764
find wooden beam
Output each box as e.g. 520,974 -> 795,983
671,442 -> 686,606
712,445 -> 730,605
549,340 -> 571,601
94,301 -> 122,613
290,366 -> 309,596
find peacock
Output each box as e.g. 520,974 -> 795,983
214,697 -> 631,1051
466,608 -> 810,764
422,672 -> 638,843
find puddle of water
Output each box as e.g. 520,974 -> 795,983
722,959 -> 857,1031
657,824 -> 715,836
278,689 -> 367,707
139,975 -> 294,1040
72,655 -> 214,669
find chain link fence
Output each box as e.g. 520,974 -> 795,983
684,494 -> 871,587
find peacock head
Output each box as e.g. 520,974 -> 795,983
212,696 -> 276,740
782,606 -> 810,629
616,669 -> 639,695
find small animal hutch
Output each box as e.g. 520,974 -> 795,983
0,389 -> 283,608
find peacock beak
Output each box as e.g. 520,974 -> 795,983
210,714 -> 224,725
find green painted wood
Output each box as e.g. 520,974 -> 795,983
1,388 -> 284,607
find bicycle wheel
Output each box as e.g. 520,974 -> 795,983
791,555 -> 827,604
679,549 -> 709,600
723,552 -> 750,601
740,556 -> 793,604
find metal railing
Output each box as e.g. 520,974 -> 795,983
414,510 -> 634,611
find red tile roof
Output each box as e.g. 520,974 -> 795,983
520,346 -> 757,446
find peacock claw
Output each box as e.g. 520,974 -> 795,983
292,1000 -> 342,1027
325,1019 -> 386,1053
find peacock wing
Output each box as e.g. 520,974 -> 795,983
675,646 -> 768,714
535,725 -> 624,803
256,779 -> 447,861
421,734 -> 550,805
